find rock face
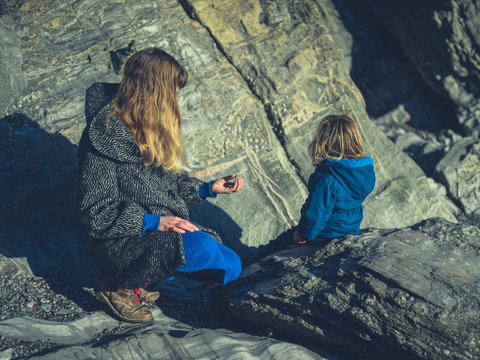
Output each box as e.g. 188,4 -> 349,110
0,18 -> 26,116
182,0 -> 456,231
342,0 -> 480,132
223,218 -> 480,360
327,0 -> 479,221
436,138 -> 480,216
0,0 -> 456,279
0,1 -> 478,359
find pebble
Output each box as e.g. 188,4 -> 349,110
0,273 -> 97,358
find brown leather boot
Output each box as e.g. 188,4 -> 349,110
137,286 -> 160,302
94,279 -> 154,323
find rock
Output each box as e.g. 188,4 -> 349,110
425,177 -> 460,217
342,0 -> 480,132
223,219 -> 480,359
313,0 -> 354,71
0,0 -> 456,271
413,217 -> 480,256
0,254 -> 28,280
327,0 -> 456,133
0,348 -> 12,360
0,17 -> 27,116
182,0 -> 456,231
436,137 -> 480,216
0,305 -> 327,359
0,114 -> 96,284
40,304 -> 51,312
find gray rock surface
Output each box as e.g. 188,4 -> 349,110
0,0 -> 477,359
224,218 -> 480,360
0,0 -> 456,271
0,277 -> 333,360
342,0 -> 480,132
0,18 -> 26,116
436,137 -> 480,216
182,0 -> 455,232
27,325 -> 326,360
0,255 -> 26,281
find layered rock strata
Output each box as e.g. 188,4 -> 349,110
224,218 -> 480,360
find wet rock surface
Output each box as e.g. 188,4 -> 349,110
224,218 -> 480,360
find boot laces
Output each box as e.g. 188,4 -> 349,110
130,288 -> 141,304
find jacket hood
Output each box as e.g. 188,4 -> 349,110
86,104 -> 142,163
84,82 -> 142,163
85,82 -> 120,125
316,157 -> 375,200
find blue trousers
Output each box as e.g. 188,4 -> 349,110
176,231 -> 242,285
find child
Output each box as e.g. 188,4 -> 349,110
78,48 -> 243,323
293,114 -> 375,244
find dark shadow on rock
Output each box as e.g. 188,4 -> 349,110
189,201 -> 256,263
249,227 -> 295,263
0,111 -> 254,320
0,113 -> 101,314
332,0 -> 460,134
0,113 -> 97,286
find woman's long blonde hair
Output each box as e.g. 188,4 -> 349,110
109,48 -> 188,172
308,114 -> 364,164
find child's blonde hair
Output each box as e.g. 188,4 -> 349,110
308,114 -> 364,163
109,48 -> 188,172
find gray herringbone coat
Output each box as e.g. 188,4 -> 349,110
78,83 -> 219,289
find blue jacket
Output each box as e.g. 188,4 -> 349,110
297,157 -> 375,240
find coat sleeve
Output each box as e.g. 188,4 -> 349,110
296,176 -> 336,241
176,172 -> 204,205
78,151 -> 147,239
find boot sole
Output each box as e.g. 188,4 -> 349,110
95,291 -> 154,324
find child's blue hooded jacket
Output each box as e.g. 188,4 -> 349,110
297,157 -> 375,240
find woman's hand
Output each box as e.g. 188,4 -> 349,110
211,174 -> 244,194
158,216 -> 199,234
293,230 -> 307,244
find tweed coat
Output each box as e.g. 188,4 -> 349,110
78,82 -> 220,289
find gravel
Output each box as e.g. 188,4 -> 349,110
0,273 -> 231,359
0,274 -> 99,359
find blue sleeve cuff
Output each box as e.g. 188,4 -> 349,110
142,213 -> 161,234
296,221 -> 315,241
297,217 -> 324,241
198,181 -> 217,199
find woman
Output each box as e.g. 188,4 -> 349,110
78,48 -> 243,323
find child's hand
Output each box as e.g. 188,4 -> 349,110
293,230 -> 307,244
211,174 -> 244,194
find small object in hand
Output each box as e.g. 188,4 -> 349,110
223,175 -> 238,188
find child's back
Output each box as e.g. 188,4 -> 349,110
294,114 -> 375,244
